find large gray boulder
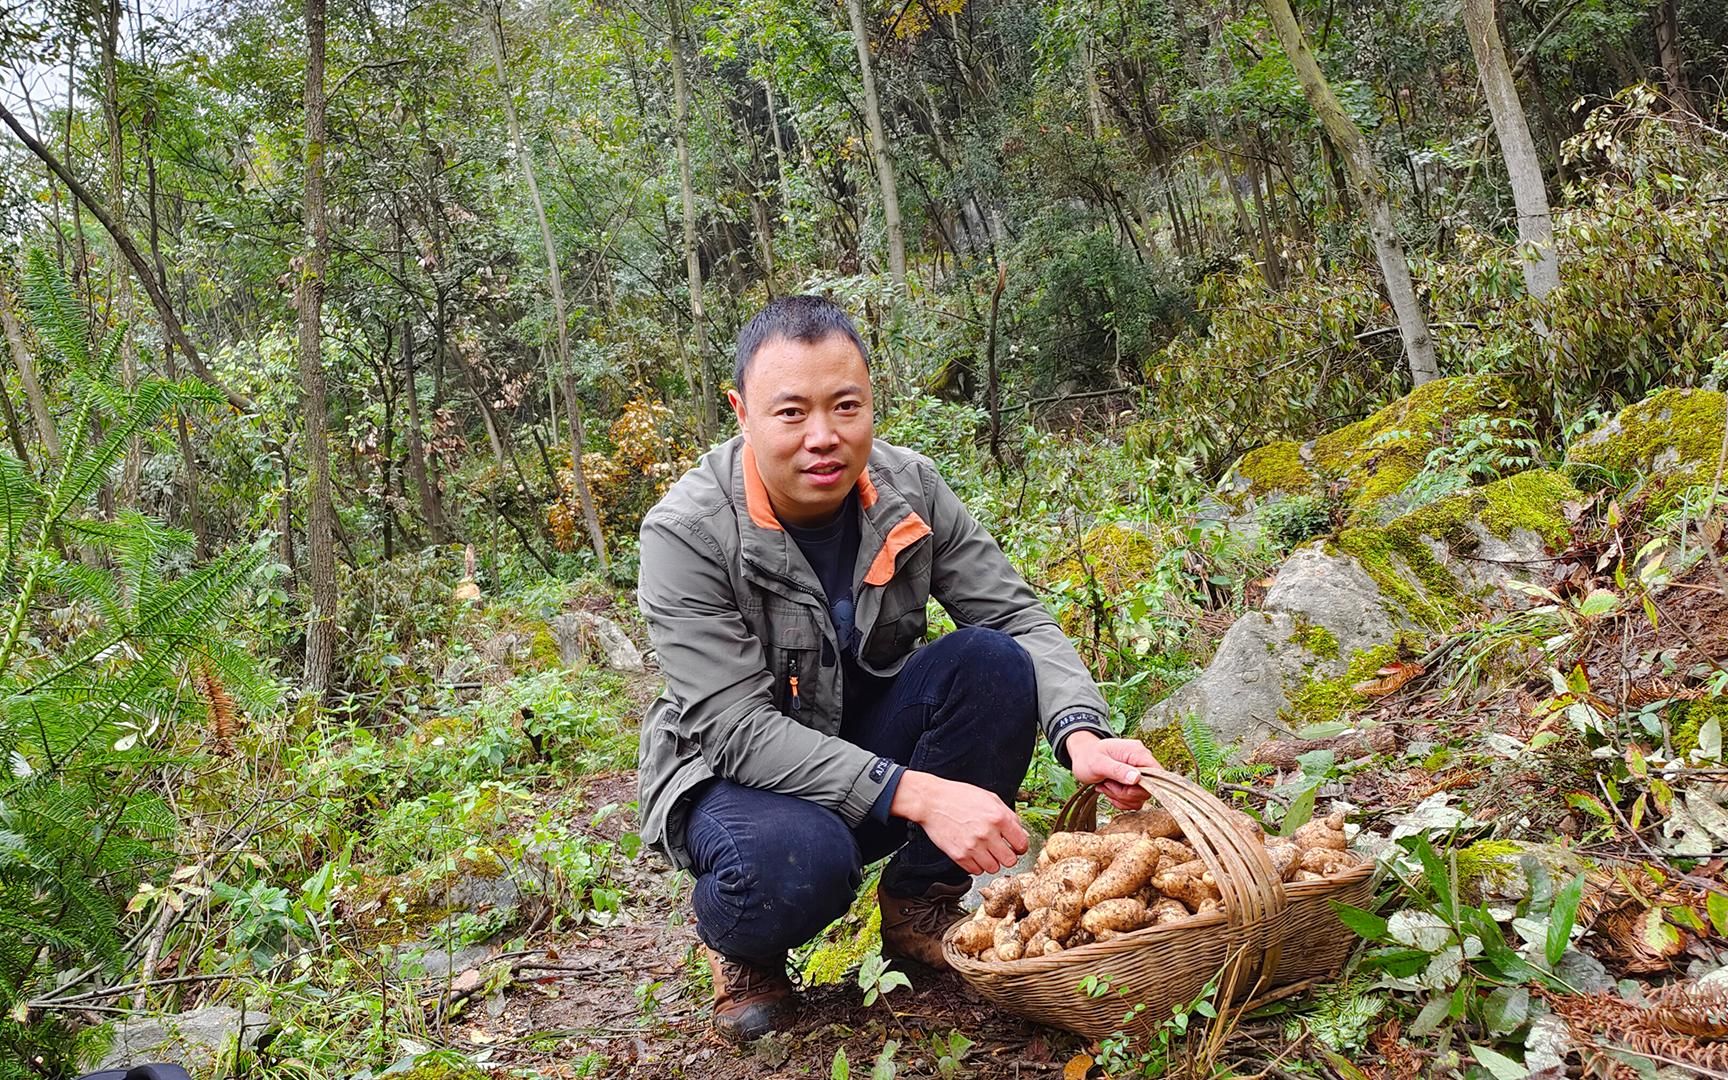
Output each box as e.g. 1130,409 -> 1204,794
98,1005 -> 272,1072
1144,545 -> 1413,744
551,611 -> 645,672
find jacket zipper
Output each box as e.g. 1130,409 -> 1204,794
787,653 -> 802,714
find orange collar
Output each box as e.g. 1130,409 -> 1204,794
742,443 -> 880,531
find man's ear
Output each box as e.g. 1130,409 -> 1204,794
726,387 -> 748,436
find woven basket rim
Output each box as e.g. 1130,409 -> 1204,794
944,846 -> 1373,974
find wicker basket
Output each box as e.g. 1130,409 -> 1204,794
942,766 -> 1375,1038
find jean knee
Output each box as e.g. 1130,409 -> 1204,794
946,627 -> 1035,699
692,797 -> 862,958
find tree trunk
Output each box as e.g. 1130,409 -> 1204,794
665,5 -> 717,442
844,0 -> 908,298
1463,0 -> 1559,300
100,0 -> 143,505
400,317 -> 444,543
0,286 -> 60,461
1262,0 -> 1439,385
297,0 -> 337,697
488,2 -> 609,575
1653,0 -> 1696,116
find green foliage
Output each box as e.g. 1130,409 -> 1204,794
0,253 -> 274,1061
1083,971 -> 1222,1078
1336,833 -> 1589,1045
1284,976 -> 1386,1052
857,951 -> 910,1007
1261,494 -> 1332,550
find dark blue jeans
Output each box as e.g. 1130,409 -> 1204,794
683,627 -> 1038,964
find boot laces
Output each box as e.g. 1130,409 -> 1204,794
719,956 -> 788,997
901,893 -> 965,936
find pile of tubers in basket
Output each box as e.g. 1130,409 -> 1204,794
951,807 -> 1351,963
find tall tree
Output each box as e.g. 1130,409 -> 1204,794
1462,0 -> 1559,300
297,0 -> 337,696
488,2 -> 609,575
844,0 -> 908,299
1653,0 -> 1696,116
1261,0 -> 1439,385
666,0 -> 717,442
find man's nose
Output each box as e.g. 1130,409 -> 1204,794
805,416 -> 840,450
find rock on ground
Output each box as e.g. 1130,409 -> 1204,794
551,611 -> 645,672
1145,545 -> 1413,744
97,1006 -> 272,1072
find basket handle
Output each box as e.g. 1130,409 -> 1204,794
1050,767 -> 1288,926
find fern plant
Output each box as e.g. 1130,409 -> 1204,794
0,251 -> 274,1073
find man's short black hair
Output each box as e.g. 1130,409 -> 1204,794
733,295 -> 870,395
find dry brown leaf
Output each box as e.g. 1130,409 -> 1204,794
1063,1054 -> 1095,1080
1353,661 -> 1426,698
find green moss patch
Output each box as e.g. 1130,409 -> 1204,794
1140,720 -> 1199,774
1280,644 -> 1399,727
1333,526 -> 1477,633
1396,469 -> 1579,552
1672,697 -> 1728,759
1566,387 -> 1727,497
1048,522 -> 1166,593
1311,375 -> 1517,515
801,869 -> 882,986
1234,441 -> 1315,498
1328,468 -> 1575,632
1289,619 -> 1340,660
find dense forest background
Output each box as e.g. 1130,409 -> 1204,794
3,0 -> 1728,1075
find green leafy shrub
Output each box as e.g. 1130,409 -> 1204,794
0,252 -> 275,1070
1260,494 -> 1332,549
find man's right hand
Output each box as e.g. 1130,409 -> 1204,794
889,770 -> 1028,875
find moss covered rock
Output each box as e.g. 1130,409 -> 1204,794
1232,441 -> 1314,499
1281,643 -> 1404,727
1311,374 -> 1516,514
1333,469 -> 1579,631
1045,521 -> 1166,640
1454,839 -> 1593,906
1143,546 -> 1418,744
1218,375 -> 1519,527
1566,387 -> 1727,500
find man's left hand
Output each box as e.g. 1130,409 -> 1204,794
1063,731 -> 1159,810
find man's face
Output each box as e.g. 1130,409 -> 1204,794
728,332 -> 874,527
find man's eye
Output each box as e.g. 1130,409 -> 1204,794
777,409 -> 803,420
836,401 -> 861,413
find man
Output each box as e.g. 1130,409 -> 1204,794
636,295 -> 1160,1042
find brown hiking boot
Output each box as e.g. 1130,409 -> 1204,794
878,880 -> 969,971
706,948 -> 794,1043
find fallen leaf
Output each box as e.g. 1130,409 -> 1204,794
1354,661 -> 1425,698
1064,1054 -> 1095,1080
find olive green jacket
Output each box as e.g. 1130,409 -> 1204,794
635,435 -> 1110,870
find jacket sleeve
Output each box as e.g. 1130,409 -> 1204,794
922,465 -> 1114,763
637,511 -> 896,825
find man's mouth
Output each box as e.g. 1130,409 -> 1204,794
805,461 -> 846,485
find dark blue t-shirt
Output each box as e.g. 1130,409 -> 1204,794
783,491 -> 899,820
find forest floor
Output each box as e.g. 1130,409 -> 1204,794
484,564 -> 1728,1078
424,767 -> 1090,1079
296,516 -> 1728,1080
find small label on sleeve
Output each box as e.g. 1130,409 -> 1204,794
868,756 -> 893,783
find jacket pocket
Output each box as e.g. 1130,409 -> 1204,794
860,606 -> 929,669
762,612 -> 820,718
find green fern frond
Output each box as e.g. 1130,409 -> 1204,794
1180,713 -> 1228,786
20,249 -> 90,371
44,380 -> 180,528
0,455 -> 44,567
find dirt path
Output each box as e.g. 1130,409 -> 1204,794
454,771 -> 1090,1078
